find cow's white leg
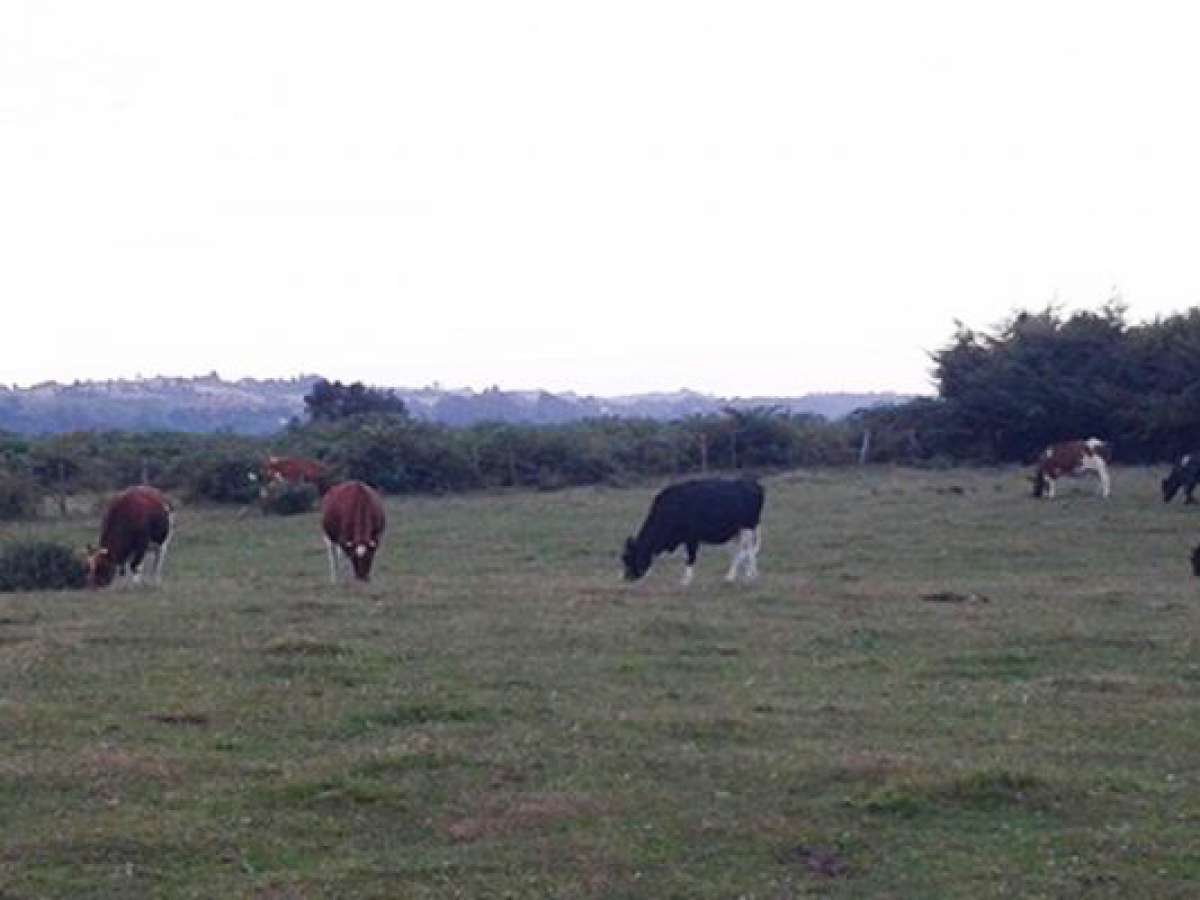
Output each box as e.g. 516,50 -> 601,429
745,527 -> 761,579
326,538 -> 340,585
1095,458 -> 1111,498
1046,476 -> 1056,499
725,534 -> 746,582
681,564 -> 694,587
152,533 -> 172,585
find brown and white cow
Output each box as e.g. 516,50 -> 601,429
254,455 -> 330,493
1032,438 -> 1111,499
321,481 -> 386,583
87,486 -> 174,588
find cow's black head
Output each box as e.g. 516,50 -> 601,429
1191,543 -> 1200,577
621,536 -> 651,581
1163,470 -> 1183,503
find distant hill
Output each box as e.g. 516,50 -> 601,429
0,375 -> 914,435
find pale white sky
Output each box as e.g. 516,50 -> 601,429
4,2 -> 1200,396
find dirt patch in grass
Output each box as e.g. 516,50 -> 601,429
777,844 -> 851,878
445,792 -> 601,843
145,711 -> 210,727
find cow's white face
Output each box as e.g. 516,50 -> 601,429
341,539 -> 379,580
86,546 -> 115,588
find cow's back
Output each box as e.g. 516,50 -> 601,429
101,486 -> 171,554
649,478 -> 763,544
321,481 -> 385,543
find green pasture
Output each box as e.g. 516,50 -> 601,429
2,466 -> 1198,898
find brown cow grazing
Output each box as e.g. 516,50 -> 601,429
87,486 -> 174,588
321,481 -> 386,583
1032,438 -> 1111,499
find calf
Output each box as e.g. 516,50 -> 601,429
87,486 -> 173,588
321,480 -> 386,583
622,478 -> 765,586
1032,438 -> 1111,499
1162,454 -> 1200,503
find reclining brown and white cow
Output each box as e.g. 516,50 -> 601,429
1032,438 -> 1111,499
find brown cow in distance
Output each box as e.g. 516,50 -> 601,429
87,486 -> 174,588
256,455 -> 331,493
321,481 -> 386,583
1032,438 -> 1111,499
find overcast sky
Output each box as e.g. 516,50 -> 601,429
4,2 -> 1200,397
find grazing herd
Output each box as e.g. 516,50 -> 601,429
73,439 -> 1200,589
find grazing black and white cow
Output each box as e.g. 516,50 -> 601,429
1162,454 -> 1200,504
621,478 -> 765,586
1032,438 -> 1111,499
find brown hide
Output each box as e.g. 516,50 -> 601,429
263,456 -> 329,491
89,486 -> 172,587
1036,440 -> 1110,480
321,481 -> 386,581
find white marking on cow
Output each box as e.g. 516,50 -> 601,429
326,537 -> 340,585
723,528 -> 763,582
1077,452 -> 1111,498
149,533 -> 172,586
746,527 -> 761,580
355,544 -> 367,559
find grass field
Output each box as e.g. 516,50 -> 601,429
2,466 -> 1199,898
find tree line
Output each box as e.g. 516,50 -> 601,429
0,379 -> 858,519
852,302 -> 1200,465
3,305 -> 1197,520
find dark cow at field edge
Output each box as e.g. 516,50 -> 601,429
1032,438 -> 1111,499
321,481 -> 386,583
1162,454 -> 1200,504
622,477 -> 765,586
87,486 -> 174,588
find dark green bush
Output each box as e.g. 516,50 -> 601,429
0,540 -> 87,592
188,456 -> 262,504
260,481 -> 319,516
0,472 -> 39,521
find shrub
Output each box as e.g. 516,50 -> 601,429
187,456 -> 262,504
0,540 -> 87,592
260,481 -> 319,516
0,472 -> 39,521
